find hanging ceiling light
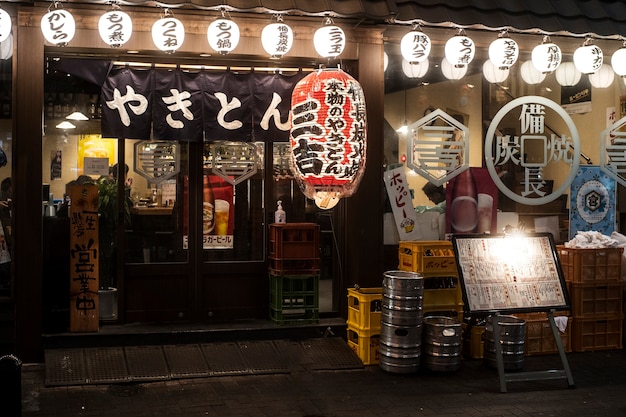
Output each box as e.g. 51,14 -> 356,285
261,14 -> 293,59
611,41 -> 626,77
151,8 -> 184,53
444,29 -> 475,69
520,60 -> 546,84
0,7 -> 12,43
402,58 -> 429,78
488,30 -> 519,70
98,2 -> 132,48
555,62 -> 582,86
207,8 -> 240,55
588,63 -> 614,88
313,16 -> 345,59
41,1 -> 76,47
66,111 -> 89,121
441,57 -> 467,80
383,52 -> 388,72
56,121 -> 76,129
531,35 -> 561,73
482,60 -> 509,83
400,23 -> 431,64
573,38 -> 603,74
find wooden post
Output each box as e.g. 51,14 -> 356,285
68,183 -> 99,332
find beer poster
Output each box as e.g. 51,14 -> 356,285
183,174 -> 235,250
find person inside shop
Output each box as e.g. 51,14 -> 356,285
422,182 -> 446,206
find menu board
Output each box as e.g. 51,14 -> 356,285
452,233 -> 570,314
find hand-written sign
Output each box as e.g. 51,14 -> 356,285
68,183 -> 99,332
452,233 -> 569,314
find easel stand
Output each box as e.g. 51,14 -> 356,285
493,310 -> 575,393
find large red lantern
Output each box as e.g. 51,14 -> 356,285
290,68 -> 367,209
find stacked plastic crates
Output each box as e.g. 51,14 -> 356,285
346,287 -> 382,365
268,223 -> 320,325
557,246 -> 624,351
397,241 -> 463,319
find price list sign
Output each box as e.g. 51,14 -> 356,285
452,233 -> 570,314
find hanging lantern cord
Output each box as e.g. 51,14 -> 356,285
275,14 -> 284,23
48,0 -> 62,12
498,28 -> 510,39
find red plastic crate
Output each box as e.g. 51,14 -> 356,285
557,246 -> 623,284
517,313 -> 572,355
569,282 -> 623,317
269,258 -> 320,276
571,314 -> 623,352
269,223 -> 320,260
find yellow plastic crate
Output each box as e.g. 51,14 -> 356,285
423,277 -> 464,316
347,326 -> 380,365
347,287 -> 382,331
398,241 -> 457,275
462,324 -> 485,359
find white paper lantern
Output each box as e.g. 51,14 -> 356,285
482,60 -> 509,83
573,43 -> 603,74
152,16 -> 185,53
208,18 -> 240,55
611,47 -> 626,77
531,40 -> 561,73
400,29 -> 431,64
520,60 -> 546,84
41,9 -> 76,46
488,37 -> 519,70
444,35 -> 475,68
402,58 -> 429,78
589,63 -> 614,88
313,22 -> 345,58
441,57 -> 467,80
555,62 -> 582,86
98,10 -> 133,48
383,52 -> 388,72
261,21 -> 293,58
0,9 -> 12,43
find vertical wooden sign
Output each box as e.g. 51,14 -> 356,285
68,183 -> 99,332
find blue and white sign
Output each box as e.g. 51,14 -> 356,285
569,165 -> 616,238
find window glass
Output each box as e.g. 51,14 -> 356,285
124,139 -> 188,264
201,141 -> 265,262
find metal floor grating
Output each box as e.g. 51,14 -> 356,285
45,337 -> 363,386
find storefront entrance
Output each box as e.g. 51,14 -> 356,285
43,58 -> 339,326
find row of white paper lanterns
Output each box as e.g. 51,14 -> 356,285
0,5 -> 347,59
399,27 -> 626,88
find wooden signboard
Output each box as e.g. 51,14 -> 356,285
451,233 -> 570,314
68,183 -> 99,332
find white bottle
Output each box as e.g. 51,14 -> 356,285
275,200 -> 286,224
